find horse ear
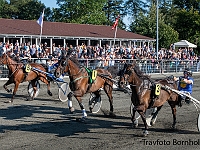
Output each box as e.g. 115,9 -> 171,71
132,60 -> 136,65
0,49 -> 4,56
124,63 -> 128,68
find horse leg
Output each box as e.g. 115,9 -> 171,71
5,82 -> 20,103
168,102 -> 177,129
39,77 -> 52,96
68,90 -> 87,120
78,99 -> 87,121
47,81 -> 52,96
137,105 -> 149,136
72,95 -> 87,122
3,79 -> 13,93
104,84 -> 115,117
67,92 -> 75,113
89,91 -> 98,113
27,80 -> 37,101
131,106 -> 138,128
150,106 -> 163,126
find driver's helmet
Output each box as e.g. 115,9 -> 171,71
183,69 -> 192,77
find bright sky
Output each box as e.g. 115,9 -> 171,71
40,0 -> 58,8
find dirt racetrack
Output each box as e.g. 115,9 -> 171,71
0,73 -> 200,150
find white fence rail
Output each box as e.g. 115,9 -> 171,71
0,58 -> 200,79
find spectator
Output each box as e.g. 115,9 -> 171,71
30,44 -> 36,57
14,52 -> 21,63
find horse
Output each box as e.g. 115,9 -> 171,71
0,50 -> 52,103
118,62 -> 179,136
54,55 -> 115,121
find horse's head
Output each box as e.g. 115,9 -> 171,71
118,63 -> 135,89
0,50 -> 7,65
54,57 -> 69,78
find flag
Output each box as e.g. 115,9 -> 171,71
37,9 -> 45,27
112,15 -> 120,30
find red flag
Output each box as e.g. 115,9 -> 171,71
112,15 -> 120,30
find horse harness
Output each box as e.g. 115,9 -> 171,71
65,63 -> 99,92
1,54 -> 24,80
122,66 -> 164,108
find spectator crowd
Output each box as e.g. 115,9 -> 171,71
0,40 -> 199,73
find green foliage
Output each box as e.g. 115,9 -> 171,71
159,22 -> 179,48
174,0 -> 200,12
174,8 -> 200,41
0,0 -> 51,20
130,3 -> 179,49
103,0 -> 125,26
54,0 -> 107,25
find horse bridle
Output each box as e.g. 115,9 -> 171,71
0,53 -> 7,64
120,65 -> 153,93
58,58 -> 89,82
0,53 -> 23,77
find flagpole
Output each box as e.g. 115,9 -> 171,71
39,24 -> 42,45
156,0 -> 159,60
112,15 -> 120,48
113,25 -> 118,47
37,8 -> 45,45
39,8 -> 45,45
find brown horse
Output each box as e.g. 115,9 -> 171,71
0,51 -> 52,103
54,55 -> 115,121
118,63 -> 179,136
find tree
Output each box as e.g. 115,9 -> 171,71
0,0 -> 51,20
129,3 -> 179,48
54,0 -> 108,25
103,0 -> 125,27
0,0 -> 17,19
173,0 -> 200,12
174,8 -> 200,43
124,0 -> 148,30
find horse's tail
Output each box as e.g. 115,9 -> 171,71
107,66 -> 119,78
40,63 -> 48,72
97,73 -> 118,85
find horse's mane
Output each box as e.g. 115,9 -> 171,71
7,54 -> 21,65
68,55 -> 81,67
130,63 -> 150,79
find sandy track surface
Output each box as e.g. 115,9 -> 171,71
0,73 -> 200,150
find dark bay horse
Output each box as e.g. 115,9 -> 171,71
54,56 -> 115,121
118,63 -> 179,136
0,51 -> 52,103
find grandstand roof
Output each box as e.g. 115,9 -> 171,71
0,18 -> 155,41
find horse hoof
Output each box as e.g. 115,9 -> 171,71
4,100 -> 12,103
89,107 -> 93,113
109,112 -> 116,118
69,107 -> 75,114
76,117 -> 87,123
6,89 -> 12,93
150,120 -> 156,126
132,124 -> 138,128
26,97 -> 33,101
132,120 -> 138,128
171,125 -> 176,129
48,91 -> 53,96
143,130 -> 149,136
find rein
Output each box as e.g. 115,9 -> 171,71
1,54 -> 23,78
63,63 -> 89,83
121,66 -> 153,94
